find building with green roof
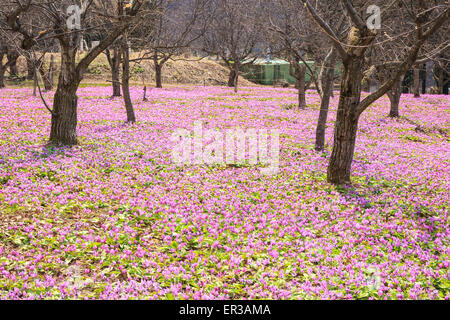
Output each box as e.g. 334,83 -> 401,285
241,58 -> 315,85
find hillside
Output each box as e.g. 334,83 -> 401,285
9,53 -> 255,87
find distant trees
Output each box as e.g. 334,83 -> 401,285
267,0 -> 312,109
90,1 -> 125,98
134,0 -> 210,88
203,0 -> 265,92
267,0 -> 345,151
366,5 -> 449,117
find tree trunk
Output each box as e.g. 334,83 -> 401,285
155,63 -> 163,89
290,60 -> 307,109
33,68 -> 37,96
26,57 -> 34,80
48,54 -> 55,90
122,38 -> 136,123
327,30 -> 374,185
315,49 -> 336,151
413,66 -> 420,98
143,86 -> 148,101
0,66 -> 5,88
7,52 -> 19,76
9,61 -> 18,76
39,55 -> 54,91
228,68 -> 236,87
106,47 -> 122,97
296,64 -> 307,109
0,48 -> 7,88
50,85 -> 78,145
112,47 -> 121,96
330,79 -> 335,97
437,66 -> 444,94
387,76 -> 403,118
49,47 -> 79,146
425,61 -> 436,93
327,107 -> 359,185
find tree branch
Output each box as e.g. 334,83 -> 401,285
357,8 -> 449,115
300,0 -> 348,60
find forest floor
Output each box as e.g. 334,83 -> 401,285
0,86 -> 449,299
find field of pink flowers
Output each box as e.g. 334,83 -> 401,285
0,86 -> 449,300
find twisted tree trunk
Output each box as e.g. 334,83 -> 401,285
327,59 -> 363,184
327,29 -> 376,184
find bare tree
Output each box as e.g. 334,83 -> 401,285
267,0 -> 344,150
92,0 -> 151,118
365,8 -> 450,117
300,0 -> 449,184
93,0 -> 125,97
1,0 -> 149,145
131,0 -> 210,88
203,0 -> 264,93
266,0 -> 312,109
